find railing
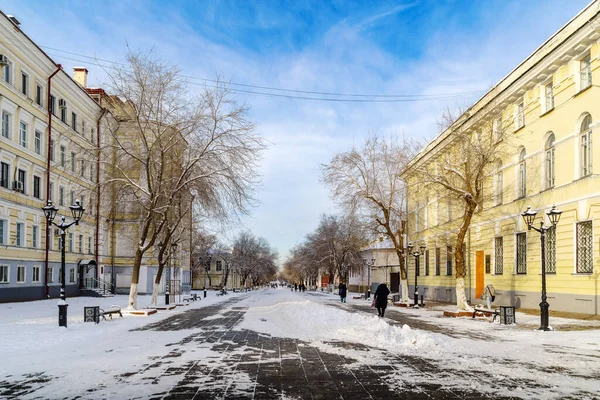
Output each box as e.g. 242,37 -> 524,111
83,277 -> 114,295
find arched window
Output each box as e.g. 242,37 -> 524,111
580,114 -> 592,177
545,133 -> 555,188
518,148 -> 526,198
495,160 -> 503,205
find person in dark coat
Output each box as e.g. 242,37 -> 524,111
374,283 -> 390,317
338,282 -> 347,303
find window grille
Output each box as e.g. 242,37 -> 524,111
435,248 -> 440,275
545,225 -> 556,274
516,233 -> 527,274
494,237 -> 504,275
576,221 -> 593,273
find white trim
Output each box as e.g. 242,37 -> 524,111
0,264 -> 9,283
16,265 -> 26,283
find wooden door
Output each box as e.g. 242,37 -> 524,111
475,250 -> 485,299
390,272 -> 400,293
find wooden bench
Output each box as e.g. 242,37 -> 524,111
101,306 -> 122,320
472,307 -> 500,322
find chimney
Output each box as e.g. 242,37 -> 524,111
6,15 -> 20,28
73,67 -> 88,88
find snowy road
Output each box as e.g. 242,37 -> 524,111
1,289 -> 599,399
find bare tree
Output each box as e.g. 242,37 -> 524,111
190,228 -> 218,289
321,134 -> 415,301
230,231 -> 278,287
102,49 -> 264,309
409,107 -> 512,311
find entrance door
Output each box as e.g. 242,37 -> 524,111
390,272 -> 400,293
475,251 -> 484,299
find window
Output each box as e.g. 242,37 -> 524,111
518,148 -> 526,198
35,84 -> 42,106
88,236 -> 92,254
59,187 -> 64,206
49,95 -> 56,116
0,265 -> 8,283
544,83 -> 554,112
495,161 -> 503,205
2,59 -> 11,84
2,111 -> 11,139
16,222 -> 24,246
485,255 -> 491,274
545,225 -> 556,274
60,100 -> 67,123
49,182 -> 54,202
70,190 -> 74,206
69,268 -> 75,283
576,221 -> 593,273
71,152 -> 76,172
515,100 -> 524,130
207,262 -> 211,271
91,128 -> 95,143
0,219 -> 5,244
78,234 -> 83,253
21,72 -> 28,96
32,266 -> 40,282
580,53 -> 592,91
19,121 -> 27,147
17,266 -> 25,283
446,246 -> 452,275
0,162 -> 9,188
90,164 -> 95,181
545,134 -> 555,189
47,267 -> 54,283
49,140 -> 55,162
493,117 -> 503,142
35,130 -> 42,154
32,225 -> 39,248
216,260 -> 222,272
82,120 -> 86,134
71,112 -> 77,132
60,145 -> 66,167
81,160 -> 86,178
580,114 -> 592,177
17,169 -> 25,194
33,176 -> 40,199
435,247 -> 440,275
68,233 -> 73,252
425,249 -> 430,276
516,232 -> 527,274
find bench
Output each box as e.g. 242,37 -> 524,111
472,307 -> 500,322
216,289 -> 228,297
183,294 -> 199,302
100,306 -> 122,320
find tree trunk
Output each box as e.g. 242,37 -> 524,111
151,263 -> 165,306
400,279 -> 409,303
455,200 -> 476,311
127,249 -> 144,309
222,265 -> 230,288
395,247 -> 410,303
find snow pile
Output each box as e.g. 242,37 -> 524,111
236,299 -> 441,354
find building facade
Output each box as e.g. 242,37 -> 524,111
0,12 -> 105,301
403,2 -> 600,315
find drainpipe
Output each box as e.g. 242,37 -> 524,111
44,65 -> 62,298
94,107 -> 107,280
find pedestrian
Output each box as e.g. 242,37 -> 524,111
374,282 -> 390,317
338,281 -> 347,303
294,283 -> 297,292
483,284 -> 496,309
301,283 -> 306,292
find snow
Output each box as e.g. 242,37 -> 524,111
1,288 -> 599,399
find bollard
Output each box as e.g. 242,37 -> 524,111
420,294 -> 425,308
366,290 -> 371,299
203,289 -> 207,298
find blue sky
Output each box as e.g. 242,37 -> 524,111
1,0 -> 590,261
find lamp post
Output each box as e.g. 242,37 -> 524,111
363,257 -> 375,299
407,241 -> 426,308
521,204 -> 562,331
42,199 -> 85,327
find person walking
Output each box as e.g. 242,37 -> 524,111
483,284 -> 496,309
338,282 -> 347,303
294,283 -> 297,292
374,282 -> 390,317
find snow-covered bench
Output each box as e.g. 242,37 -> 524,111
472,307 -> 499,322
100,305 -> 122,320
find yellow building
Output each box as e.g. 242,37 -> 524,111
403,2 -> 600,315
0,12 -> 106,301
192,250 -> 243,290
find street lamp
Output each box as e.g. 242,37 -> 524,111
521,204 -> 562,331
42,199 -> 85,327
165,242 -> 177,305
362,257 -> 375,299
407,241 -> 426,308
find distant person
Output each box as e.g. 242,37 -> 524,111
338,282 -> 347,303
301,283 -> 305,292
483,284 -> 496,309
374,283 -> 390,317
294,283 -> 297,292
